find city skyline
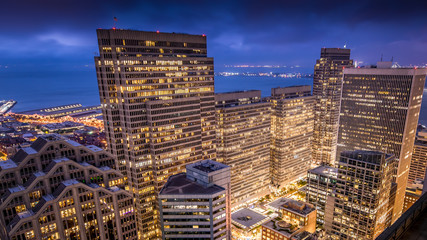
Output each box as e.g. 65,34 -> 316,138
2,2 -> 427,239
1,0 -> 427,75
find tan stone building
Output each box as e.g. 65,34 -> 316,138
95,29 -> 216,239
263,198 -> 316,240
0,134 -> 136,240
215,90 -> 271,207
270,86 -> 314,187
312,48 -> 353,165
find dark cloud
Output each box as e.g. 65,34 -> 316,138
1,0 -> 427,72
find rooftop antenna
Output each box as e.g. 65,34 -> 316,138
113,17 -> 118,29
380,54 -> 383,62
391,56 -> 394,62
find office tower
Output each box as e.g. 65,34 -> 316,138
408,129 -> 427,183
306,165 -> 337,224
215,90 -> 271,207
270,86 -> 314,188
312,48 -> 353,165
95,29 -> 215,238
263,198 -> 317,240
337,64 -> 427,221
159,160 -> 231,240
0,134 -> 136,240
326,151 -> 396,240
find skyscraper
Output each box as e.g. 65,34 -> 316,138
270,86 -> 314,188
0,134 -> 137,240
312,48 -> 353,165
215,90 -> 271,207
159,160 -> 231,240
408,129 -> 427,183
95,29 -> 216,239
336,64 -> 427,221
325,151 -> 396,240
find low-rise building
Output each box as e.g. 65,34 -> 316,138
231,208 -> 270,239
159,160 -> 231,240
0,134 -> 137,240
265,198 -> 317,240
403,180 -> 423,213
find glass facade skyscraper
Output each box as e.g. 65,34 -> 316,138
326,151 -> 396,240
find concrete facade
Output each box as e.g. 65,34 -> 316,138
408,129 -> 427,183
312,48 -> 353,165
270,86 -> 314,187
159,160 -> 231,240
95,29 -> 216,239
215,90 -> 271,207
306,165 -> 338,224
0,134 -> 136,240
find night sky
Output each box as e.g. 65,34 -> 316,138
1,0 -> 427,73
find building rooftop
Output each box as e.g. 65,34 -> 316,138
320,47 -> 351,57
109,186 -> 120,192
0,159 -> 17,170
159,173 -> 225,196
17,210 -> 33,220
87,183 -> 100,189
86,145 -> 103,152
65,139 -> 81,147
340,150 -> 393,165
344,67 -> 427,75
34,172 -> 45,177
231,208 -> 269,229
42,194 -> 54,201
271,85 -> 312,99
215,90 -> 261,103
292,231 -> 316,240
9,185 -> 25,193
22,147 -> 37,155
308,165 -> 338,178
99,166 -> 112,171
53,157 -> 70,164
96,28 -> 207,42
187,160 -> 229,173
62,179 -> 80,187
269,198 -> 315,216
262,219 -> 294,238
42,122 -> 84,131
